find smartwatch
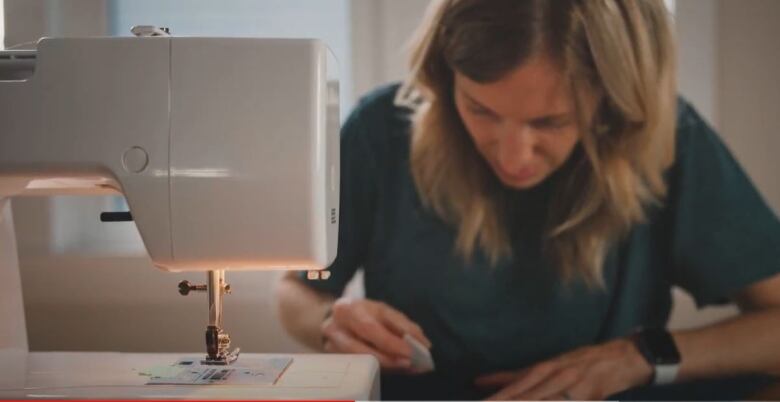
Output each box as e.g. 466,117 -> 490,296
631,328 -> 681,385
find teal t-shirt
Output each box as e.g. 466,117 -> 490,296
300,84 -> 780,399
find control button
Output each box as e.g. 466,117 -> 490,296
122,146 -> 149,173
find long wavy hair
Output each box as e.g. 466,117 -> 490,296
397,0 -> 677,286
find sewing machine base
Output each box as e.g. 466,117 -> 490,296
0,350 -> 380,400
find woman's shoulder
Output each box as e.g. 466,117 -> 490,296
346,82 -> 413,138
341,83 -> 414,170
673,96 -> 725,159
669,96 -> 731,182
667,95 -> 772,224
353,82 -> 405,113
675,96 -> 709,146
352,82 -> 409,115
661,97 -> 780,307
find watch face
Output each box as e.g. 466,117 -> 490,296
641,328 -> 681,365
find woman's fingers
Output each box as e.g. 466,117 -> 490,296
322,297 -> 436,373
485,362 -> 558,400
346,308 -> 413,357
514,367 -> 583,400
480,339 -> 654,400
474,370 -> 523,388
380,306 -> 433,348
329,298 -> 419,361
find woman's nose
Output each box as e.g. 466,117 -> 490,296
497,125 -> 536,170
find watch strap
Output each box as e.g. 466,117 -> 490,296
632,328 -> 681,386
653,363 -> 680,385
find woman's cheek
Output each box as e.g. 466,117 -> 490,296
465,117 -> 498,145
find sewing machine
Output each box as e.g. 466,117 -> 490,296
0,35 -> 379,399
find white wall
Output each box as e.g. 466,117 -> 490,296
0,0 -> 5,47
717,0 -> 780,215
350,0 -> 430,98
675,0 -> 718,124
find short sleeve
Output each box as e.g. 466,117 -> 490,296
668,100 -> 780,307
296,101 -> 378,296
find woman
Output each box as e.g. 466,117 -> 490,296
276,0 -> 780,399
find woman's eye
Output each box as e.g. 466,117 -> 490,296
469,107 -> 498,119
531,119 -> 569,131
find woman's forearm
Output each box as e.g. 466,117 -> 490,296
274,272 -> 336,351
672,307 -> 780,381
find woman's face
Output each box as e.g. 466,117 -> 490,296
454,56 -> 582,190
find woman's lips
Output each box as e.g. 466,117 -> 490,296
496,164 -> 537,183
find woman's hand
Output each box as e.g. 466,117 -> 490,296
321,297 -> 432,373
475,338 -> 653,400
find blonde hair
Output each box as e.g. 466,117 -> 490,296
397,0 -> 677,286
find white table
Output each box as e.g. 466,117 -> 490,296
0,350 -> 379,400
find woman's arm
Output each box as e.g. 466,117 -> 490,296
274,271 -> 336,351
477,273 -> 780,400
673,272 -> 780,380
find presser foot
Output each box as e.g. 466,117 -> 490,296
202,325 -> 240,365
201,347 -> 240,365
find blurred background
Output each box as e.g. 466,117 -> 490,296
2,0 -> 778,353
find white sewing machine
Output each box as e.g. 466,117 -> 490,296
0,33 -> 379,399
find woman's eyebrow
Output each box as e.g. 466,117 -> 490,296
528,113 -> 572,125
459,89 -> 498,113
459,88 -> 572,122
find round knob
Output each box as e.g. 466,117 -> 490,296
178,280 -> 207,296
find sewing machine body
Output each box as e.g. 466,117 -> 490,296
0,37 -> 378,399
0,36 -> 340,271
